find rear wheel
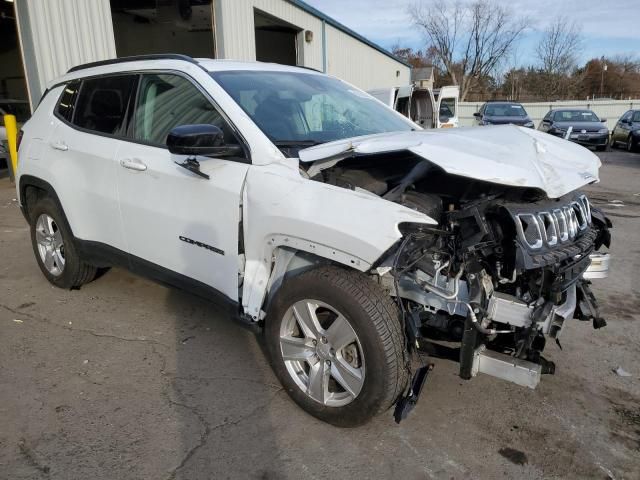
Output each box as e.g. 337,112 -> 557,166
265,265 -> 408,427
627,135 -> 637,152
29,197 -> 98,288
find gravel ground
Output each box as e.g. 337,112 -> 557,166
0,150 -> 638,480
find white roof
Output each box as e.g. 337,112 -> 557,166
49,57 -> 322,88
196,58 -> 321,74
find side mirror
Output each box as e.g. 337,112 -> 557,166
599,118 -> 607,123
473,112 -> 481,118
167,124 -> 242,158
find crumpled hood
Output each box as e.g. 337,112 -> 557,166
298,125 -> 601,199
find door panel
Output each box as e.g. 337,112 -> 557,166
116,73 -> 249,300
49,123 -> 126,250
47,75 -> 136,250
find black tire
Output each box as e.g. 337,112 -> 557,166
265,265 -> 408,427
29,196 -> 97,289
627,135 -> 637,152
609,135 -> 617,149
596,144 -> 607,152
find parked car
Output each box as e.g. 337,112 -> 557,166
539,108 -> 609,151
610,109 -> 640,152
472,101 -> 534,128
16,55 -> 612,426
368,85 -> 459,128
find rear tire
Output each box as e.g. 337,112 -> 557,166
627,135 -> 637,152
265,265 -> 408,427
29,196 -> 98,289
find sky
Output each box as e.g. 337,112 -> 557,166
304,0 -> 640,68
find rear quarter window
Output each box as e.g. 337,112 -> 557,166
56,81 -> 81,122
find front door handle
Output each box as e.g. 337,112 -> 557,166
50,141 -> 68,151
120,158 -> 147,172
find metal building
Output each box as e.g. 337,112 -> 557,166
7,0 -> 411,109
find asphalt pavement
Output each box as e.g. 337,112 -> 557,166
0,150 -> 639,480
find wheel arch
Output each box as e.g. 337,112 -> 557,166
242,243 -> 380,321
18,175 -> 74,235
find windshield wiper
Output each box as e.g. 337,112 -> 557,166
273,140 -> 322,147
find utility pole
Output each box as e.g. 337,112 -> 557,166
600,57 -> 607,98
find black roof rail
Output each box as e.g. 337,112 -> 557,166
296,65 -> 323,73
67,54 -> 199,74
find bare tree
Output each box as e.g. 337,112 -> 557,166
409,0 -> 529,100
536,17 -> 582,75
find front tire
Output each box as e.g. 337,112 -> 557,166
29,196 -> 97,289
265,266 -> 408,427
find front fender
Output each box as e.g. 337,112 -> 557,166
240,163 -> 436,319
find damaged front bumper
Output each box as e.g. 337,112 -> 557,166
584,252 -> 610,279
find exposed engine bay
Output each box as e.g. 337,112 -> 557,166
301,151 -> 612,391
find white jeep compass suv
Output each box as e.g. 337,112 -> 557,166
17,54 -> 612,426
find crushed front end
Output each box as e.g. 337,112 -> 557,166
383,188 -> 612,388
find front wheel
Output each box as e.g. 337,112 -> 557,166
265,266 -> 408,427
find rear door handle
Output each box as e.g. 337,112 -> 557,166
120,158 -> 147,172
50,141 -> 68,151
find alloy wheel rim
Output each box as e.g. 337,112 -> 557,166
35,214 -> 65,276
279,299 -> 365,407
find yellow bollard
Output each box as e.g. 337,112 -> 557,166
4,114 -> 19,180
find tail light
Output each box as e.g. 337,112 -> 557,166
17,129 -> 23,152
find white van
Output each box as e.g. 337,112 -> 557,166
368,84 -> 459,129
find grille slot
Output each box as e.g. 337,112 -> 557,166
514,197 -> 592,249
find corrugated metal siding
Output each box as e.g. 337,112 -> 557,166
325,24 -> 410,90
216,0 -> 409,89
22,0 -> 116,96
459,100 -> 640,129
216,0 -> 323,70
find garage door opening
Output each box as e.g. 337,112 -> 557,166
0,1 -> 29,175
254,10 -> 300,66
110,0 -> 215,58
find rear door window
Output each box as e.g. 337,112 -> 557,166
73,75 -> 137,135
131,73 -> 238,146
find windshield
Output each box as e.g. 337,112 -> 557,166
484,104 -> 527,117
554,110 -> 600,122
211,70 -> 413,145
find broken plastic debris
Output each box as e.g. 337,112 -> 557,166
613,366 -> 632,377
83,359 -> 89,364
12,319 -> 23,323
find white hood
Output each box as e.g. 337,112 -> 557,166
298,125 -> 601,199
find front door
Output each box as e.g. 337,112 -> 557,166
116,72 -> 249,301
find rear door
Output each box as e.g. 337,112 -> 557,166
116,72 -> 250,301
435,86 -> 459,128
47,75 -> 136,251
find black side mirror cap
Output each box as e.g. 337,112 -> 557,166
599,118 -> 607,123
167,124 -> 242,157
473,112 -> 481,117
